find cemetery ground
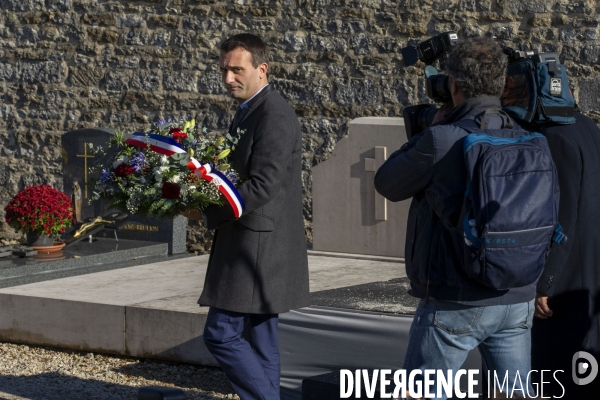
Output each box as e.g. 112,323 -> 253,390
0,252 -> 412,399
0,342 -> 238,400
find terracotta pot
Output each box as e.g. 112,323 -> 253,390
26,231 -> 54,246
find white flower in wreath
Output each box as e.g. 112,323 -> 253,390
180,184 -> 189,196
153,166 -> 170,182
160,155 -> 169,166
212,177 -> 223,187
169,174 -> 182,184
113,156 -> 128,168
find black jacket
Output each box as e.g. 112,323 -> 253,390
534,113 -> 600,349
199,85 -> 310,314
375,96 -> 536,304
530,112 -> 600,397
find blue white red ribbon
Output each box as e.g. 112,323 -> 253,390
125,132 -> 245,218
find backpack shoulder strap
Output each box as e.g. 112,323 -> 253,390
450,109 -> 516,133
450,118 -> 480,133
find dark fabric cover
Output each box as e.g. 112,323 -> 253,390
375,96 -> 536,305
278,308 -> 482,399
531,112 -> 600,397
199,85 -> 310,314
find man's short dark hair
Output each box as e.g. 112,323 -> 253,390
220,33 -> 269,68
446,36 -> 507,99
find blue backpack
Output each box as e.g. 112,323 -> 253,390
455,111 -> 565,290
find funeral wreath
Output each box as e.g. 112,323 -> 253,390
90,118 -> 245,218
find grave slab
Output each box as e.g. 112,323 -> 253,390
0,238 -> 170,289
125,305 -> 215,366
312,117 -> 412,258
0,295 -> 124,353
0,253 -> 405,360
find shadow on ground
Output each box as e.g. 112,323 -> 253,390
115,361 -> 236,395
0,372 -> 138,399
0,362 -> 237,400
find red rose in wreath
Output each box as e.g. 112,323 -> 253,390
162,182 -> 181,199
114,163 -> 135,177
172,131 -> 188,143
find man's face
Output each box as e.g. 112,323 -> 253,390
219,47 -> 268,103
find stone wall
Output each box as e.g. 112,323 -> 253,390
1,0 -> 600,251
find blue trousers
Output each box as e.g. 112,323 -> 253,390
203,307 -> 280,400
403,298 -> 535,399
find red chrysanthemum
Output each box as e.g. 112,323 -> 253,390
4,184 -> 76,238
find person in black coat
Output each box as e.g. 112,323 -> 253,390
183,34 -> 309,399
531,112 -> 600,396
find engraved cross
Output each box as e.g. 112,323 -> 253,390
76,143 -> 94,199
364,146 -> 387,221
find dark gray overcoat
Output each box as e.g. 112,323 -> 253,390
198,85 -> 310,314
531,112 -> 600,397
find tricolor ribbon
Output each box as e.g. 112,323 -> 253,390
125,132 -> 245,218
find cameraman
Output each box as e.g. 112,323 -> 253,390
375,36 -> 533,397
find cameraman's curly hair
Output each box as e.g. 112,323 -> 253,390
446,36 -> 507,99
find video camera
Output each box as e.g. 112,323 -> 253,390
501,46 -> 575,127
401,32 -> 459,69
401,35 -> 575,139
401,32 -> 458,138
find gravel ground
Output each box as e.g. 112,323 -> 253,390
0,342 -> 239,400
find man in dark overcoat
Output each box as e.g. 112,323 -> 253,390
532,111 -> 600,396
184,33 -> 309,399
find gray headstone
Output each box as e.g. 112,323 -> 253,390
312,117 -> 411,258
61,128 -> 187,254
